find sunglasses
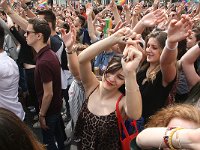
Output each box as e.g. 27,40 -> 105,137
26,30 -> 36,36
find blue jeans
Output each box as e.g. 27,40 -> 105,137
42,114 -> 65,150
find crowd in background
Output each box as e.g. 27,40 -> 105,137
0,0 -> 200,149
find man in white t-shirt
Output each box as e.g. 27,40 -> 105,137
0,24 -> 25,120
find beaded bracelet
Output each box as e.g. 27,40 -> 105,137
168,127 -> 184,150
163,127 -> 176,148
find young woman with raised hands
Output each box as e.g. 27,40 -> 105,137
74,27 -> 143,149
136,14 -> 193,124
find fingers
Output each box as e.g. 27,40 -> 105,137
122,44 -> 129,62
122,45 -> 142,63
60,28 -> 66,36
171,19 -> 178,25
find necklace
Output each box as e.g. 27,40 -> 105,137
142,65 -> 160,85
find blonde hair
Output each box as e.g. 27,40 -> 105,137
141,63 -> 160,84
146,104 -> 200,128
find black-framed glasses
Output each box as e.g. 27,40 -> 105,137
26,30 -> 36,36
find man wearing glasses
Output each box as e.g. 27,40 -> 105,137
25,18 -> 65,150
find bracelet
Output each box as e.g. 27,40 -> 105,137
39,112 -> 46,117
65,47 -> 76,54
168,127 -> 184,150
176,130 -> 182,149
163,127 -> 176,148
165,39 -> 178,51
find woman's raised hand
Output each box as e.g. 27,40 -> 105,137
167,15 -> 193,43
140,9 -> 166,28
111,27 -> 137,44
122,39 -> 143,75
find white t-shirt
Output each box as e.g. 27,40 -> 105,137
0,51 -> 25,120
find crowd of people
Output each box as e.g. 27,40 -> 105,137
0,0 -> 200,149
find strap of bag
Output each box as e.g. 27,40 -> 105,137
116,95 -> 138,139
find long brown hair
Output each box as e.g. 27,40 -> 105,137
140,31 -> 167,84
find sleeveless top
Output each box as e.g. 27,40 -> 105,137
137,69 -> 176,123
74,86 -> 121,150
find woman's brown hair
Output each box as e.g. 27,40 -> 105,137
140,31 -> 167,84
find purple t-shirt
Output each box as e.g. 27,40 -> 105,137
35,45 -> 62,116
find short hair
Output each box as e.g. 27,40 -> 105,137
0,24 -> 5,49
145,104 -> 200,127
28,18 -> 51,43
78,15 -> 86,27
37,10 -> 56,30
0,108 -> 45,150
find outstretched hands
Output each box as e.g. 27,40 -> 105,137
110,27 -> 143,73
140,9 -> 166,28
122,39 -> 143,75
167,15 -> 193,43
111,27 -> 135,45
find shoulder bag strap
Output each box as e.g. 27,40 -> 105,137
116,94 -> 130,138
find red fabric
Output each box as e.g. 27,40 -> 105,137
116,95 -> 138,150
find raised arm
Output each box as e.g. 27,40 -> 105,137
180,44 -> 200,88
67,0 -> 76,14
122,39 -> 143,119
160,15 -> 193,86
124,4 -> 131,25
109,0 -> 121,25
20,0 -> 37,18
0,0 -> 28,31
133,9 -> 166,34
130,3 -> 142,29
86,4 -> 98,43
61,22 -> 81,81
